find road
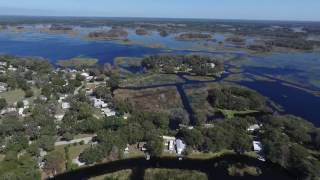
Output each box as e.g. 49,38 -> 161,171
55,136 -> 95,146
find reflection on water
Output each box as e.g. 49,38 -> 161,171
0,30 -> 320,126
52,154 -> 294,180
239,80 -> 320,126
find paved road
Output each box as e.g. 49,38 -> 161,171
55,136 -> 95,146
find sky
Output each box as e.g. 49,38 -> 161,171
0,0 -> 319,21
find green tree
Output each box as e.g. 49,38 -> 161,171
107,74 -> 120,91
25,89 -> 34,98
79,147 -> 104,165
231,130 -> 252,154
38,135 -> 55,151
44,151 -> 65,175
146,135 -> 163,157
0,98 -> 7,110
178,128 -> 204,149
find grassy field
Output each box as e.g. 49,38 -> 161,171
114,57 -> 142,67
120,73 -> 184,87
187,150 -> 234,160
124,145 -> 145,159
218,109 -> 259,119
114,87 -> 184,113
57,57 -> 98,67
68,144 -> 90,160
228,163 -> 262,176
0,89 -> 25,104
89,169 -> 132,180
144,168 -> 208,180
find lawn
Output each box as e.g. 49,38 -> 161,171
0,89 -> 25,104
124,145 -> 144,159
68,144 -> 90,160
187,150 -> 234,159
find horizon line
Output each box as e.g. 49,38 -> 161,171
0,14 -> 319,23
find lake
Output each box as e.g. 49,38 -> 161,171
0,30 -> 320,126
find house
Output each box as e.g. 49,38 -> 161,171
81,72 -> 90,78
62,102 -> 70,109
0,82 -> 8,92
0,62 -> 7,67
8,65 -> 17,71
81,72 -> 94,81
27,80 -> 36,85
138,142 -> 147,151
58,94 -> 68,103
252,141 -> 266,161
124,145 -> 129,154
18,108 -> 25,117
175,139 -> 186,155
54,113 -> 65,121
123,113 -> 129,120
23,100 -> 30,109
168,140 -> 175,151
92,98 -> 104,108
208,63 -> 216,68
247,124 -> 261,132
162,136 -> 176,151
39,95 -> 48,101
253,141 -> 263,152
7,107 -> 17,113
101,108 -> 116,117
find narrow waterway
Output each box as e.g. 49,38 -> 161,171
52,154 -> 294,180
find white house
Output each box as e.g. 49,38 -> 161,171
8,65 -> 17,71
0,82 -> 8,92
81,72 -> 93,81
39,95 -> 48,101
168,140 -> 175,151
58,94 -> 68,103
62,102 -> 71,109
175,139 -> 186,155
208,63 -> 216,68
18,108 -> 25,117
0,62 -> 7,67
23,100 -> 30,109
162,136 -> 176,151
247,124 -> 261,132
253,141 -> 263,152
81,72 -> 90,78
101,108 -> 116,117
92,98 -> 104,108
54,113 -> 65,121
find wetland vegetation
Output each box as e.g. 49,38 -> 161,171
0,16 -> 319,180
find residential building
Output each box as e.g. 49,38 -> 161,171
175,139 -> 186,155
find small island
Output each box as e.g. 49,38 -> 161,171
135,28 -> 149,35
88,27 -> 129,40
141,55 -> 224,76
57,57 -> 98,68
175,33 -> 213,41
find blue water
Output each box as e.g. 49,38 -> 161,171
0,30 -> 320,126
0,31 -> 162,63
239,80 -> 320,126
